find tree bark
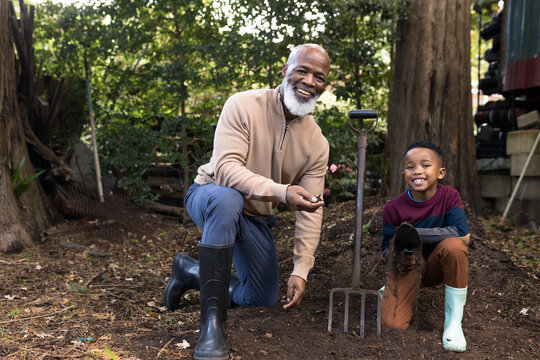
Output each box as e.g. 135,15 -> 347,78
0,0 -> 56,253
386,0 -> 480,208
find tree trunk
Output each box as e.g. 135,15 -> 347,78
0,0 -> 56,253
386,0 -> 480,208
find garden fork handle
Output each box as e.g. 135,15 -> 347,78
349,110 -> 378,289
348,110 -> 379,135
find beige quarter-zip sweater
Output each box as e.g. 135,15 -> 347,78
194,86 -> 329,281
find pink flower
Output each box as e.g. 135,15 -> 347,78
329,164 -> 338,173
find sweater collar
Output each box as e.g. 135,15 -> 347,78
406,184 -> 443,207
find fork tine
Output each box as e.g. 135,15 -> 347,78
327,287 -> 382,338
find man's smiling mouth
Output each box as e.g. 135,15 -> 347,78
296,87 -> 313,97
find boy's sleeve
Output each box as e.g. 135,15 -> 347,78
416,189 -> 469,245
415,226 -> 461,244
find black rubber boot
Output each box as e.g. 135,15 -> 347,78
163,252 -> 240,311
390,222 -> 422,274
163,253 -> 200,310
228,275 -> 240,307
393,222 -> 421,253
194,243 -> 234,360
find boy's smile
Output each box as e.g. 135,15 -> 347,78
403,147 -> 446,201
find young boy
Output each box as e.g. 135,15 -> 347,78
380,141 -> 470,352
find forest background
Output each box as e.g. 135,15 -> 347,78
27,0 -> 492,206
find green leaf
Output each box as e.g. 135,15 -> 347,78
104,346 -> 117,360
362,219 -> 372,233
14,169 -> 46,198
12,156 -> 25,186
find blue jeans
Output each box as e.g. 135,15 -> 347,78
184,183 -> 279,307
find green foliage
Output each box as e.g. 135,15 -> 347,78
12,157 -> 46,198
32,0 -> 404,203
68,283 -> 88,293
325,163 -> 357,202
317,0 -> 405,108
6,309 -> 23,318
0,326 -> 8,340
230,0 -> 324,88
316,103 -> 386,201
99,120 -> 160,203
98,113 -> 214,203
362,219 -> 372,233
104,346 -> 118,360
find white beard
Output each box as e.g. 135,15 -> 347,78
282,81 -> 319,117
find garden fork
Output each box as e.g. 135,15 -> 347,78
327,110 -> 381,338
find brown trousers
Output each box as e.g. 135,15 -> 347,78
381,237 -> 469,330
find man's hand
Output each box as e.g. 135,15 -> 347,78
283,275 -> 306,309
286,185 -> 324,212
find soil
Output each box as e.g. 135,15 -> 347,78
1,198 -> 539,359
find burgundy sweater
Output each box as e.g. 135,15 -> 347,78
382,184 -> 470,259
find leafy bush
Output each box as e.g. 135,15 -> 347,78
317,104 -> 385,202
99,120 -> 160,203
325,163 -> 356,203
12,157 -> 46,198
98,113 -> 214,204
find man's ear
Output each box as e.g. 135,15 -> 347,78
438,167 -> 446,180
282,63 -> 288,77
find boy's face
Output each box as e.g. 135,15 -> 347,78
403,147 -> 446,201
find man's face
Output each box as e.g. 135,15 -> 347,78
281,47 -> 330,117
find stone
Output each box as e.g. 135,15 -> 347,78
477,157 -> 510,171
510,154 -> 540,176
506,129 -> 540,155
511,177 -> 540,200
69,139 -> 115,191
479,174 -> 511,198
517,110 -> 540,129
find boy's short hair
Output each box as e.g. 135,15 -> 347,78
405,141 -> 444,164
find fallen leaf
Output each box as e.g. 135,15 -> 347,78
520,307 -> 530,315
176,339 -> 190,349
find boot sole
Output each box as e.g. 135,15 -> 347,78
394,222 -> 421,252
193,353 -> 229,360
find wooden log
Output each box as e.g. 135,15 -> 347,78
144,202 -> 183,218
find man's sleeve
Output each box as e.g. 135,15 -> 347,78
290,139 -> 329,281
212,96 -> 288,203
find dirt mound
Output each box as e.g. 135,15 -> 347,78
0,198 -> 538,359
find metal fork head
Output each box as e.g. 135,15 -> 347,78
328,287 -> 381,338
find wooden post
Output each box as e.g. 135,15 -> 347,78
83,53 -> 104,203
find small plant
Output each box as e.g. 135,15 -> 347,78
0,326 -> 9,339
68,283 -> 88,293
362,219 -> 372,233
12,156 -> 46,198
6,309 -> 23,318
104,346 -> 118,360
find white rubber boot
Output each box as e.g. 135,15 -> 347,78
442,285 -> 467,352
